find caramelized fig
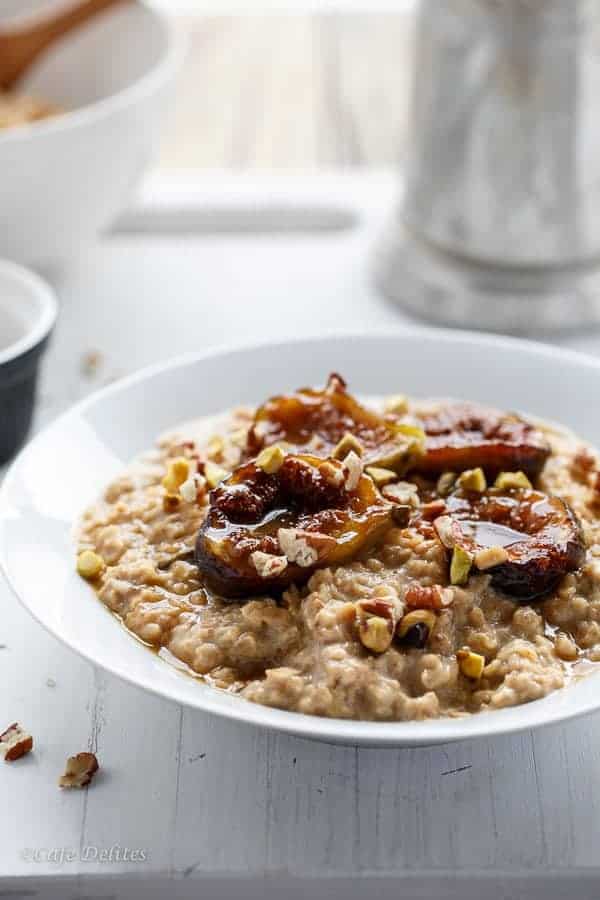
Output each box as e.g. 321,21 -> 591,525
246,373 -> 424,474
416,403 -> 550,480
195,452 -> 393,598
435,488 -> 585,600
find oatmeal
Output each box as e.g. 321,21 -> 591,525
78,375 -> 600,721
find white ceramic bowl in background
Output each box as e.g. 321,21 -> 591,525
0,2 -> 182,266
2,331 -> 600,746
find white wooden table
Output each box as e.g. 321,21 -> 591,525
3,173 -> 600,900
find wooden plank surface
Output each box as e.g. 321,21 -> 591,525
159,14 -> 414,170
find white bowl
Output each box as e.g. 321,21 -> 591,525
2,331 -> 600,746
0,3 -> 182,266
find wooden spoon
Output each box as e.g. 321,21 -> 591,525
0,0 -> 131,92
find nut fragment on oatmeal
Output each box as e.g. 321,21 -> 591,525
457,649 -> 485,680
205,461 -> 229,488
162,457 -> 191,493
333,432 -> 364,460
384,394 -> 409,415
77,550 -> 105,580
382,481 -> 420,507
365,466 -> 397,487
344,450 -> 363,490
251,550 -> 288,578
405,583 -> 452,610
0,723 -> 33,761
59,752 -> 99,789
358,615 -> 393,653
494,470 -> 533,491
256,445 -> 286,474
474,545 -> 509,570
450,546 -> 473,585
456,467 -> 487,493
437,471 -> 457,496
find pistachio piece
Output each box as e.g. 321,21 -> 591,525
436,471 -> 457,497
450,546 -> 473,585
456,467 -> 487,492
204,461 -> 229,489
393,423 -> 426,442
365,466 -> 397,487
76,550 -> 105,580
332,432 -> 364,460
474,545 -> 509,570
256,445 -> 286,474
358,616 -> 393,654
494,470 -> 533,491
457,649 -> 485,680
384,394 -> 409,416
162,457 -> 190,493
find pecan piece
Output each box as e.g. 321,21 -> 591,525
246,373 -> 424,474
59,752 -> 99,789
0,723 -> 33,761
416,402 -> 550,480
195,452 -> 393,598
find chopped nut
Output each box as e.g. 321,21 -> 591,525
256,445 -> 286,474
421,499 -> 447,521
180,474 -> 206,503
76,550 -> 105,580
162,457 -> 190,493
365,466 -> 397,487
320,460 -> 345,487
277,528 -> 335,567
332,432 -> 363,460
450,546 -> 473,585
457,649 -> 485,679
436,472 -> 457,496
250,550 -> 288,578
207,435 -> 225,461
474,545 -> 509,570
162,492 -> 181,513
397,609 -> 437,639
382,481 -> 419,507
205,461 -> 229,489
0,723 -> 33,762
229,428 -> 248,449
494,470 -> 533,491
384,394 -> 409,415
391,504 -> 411,527
433,515 -> 457,549
405,583 -> 453,610
343,450 -> 363,491
59,752 -> 99,789
394,423 -> 426,443
358,616 -> 393,653
456,467 -> 487,492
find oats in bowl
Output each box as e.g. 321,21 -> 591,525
77,374 -> 600,722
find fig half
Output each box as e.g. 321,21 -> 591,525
246,373 -> 424,474
416,403 -> 550,480
436,488 -> 585,600
195,452 -> 393,598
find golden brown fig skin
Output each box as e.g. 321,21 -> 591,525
416,403 -> 551,480
442,488 -> 585,600
195,453 -> 393,599
246,373 -> 422,473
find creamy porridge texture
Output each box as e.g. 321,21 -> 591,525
77,375 -> 600,721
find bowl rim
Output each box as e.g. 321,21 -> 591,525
4,328 -> 600,746
0,258 -> 58,365
0,3 -> 184,145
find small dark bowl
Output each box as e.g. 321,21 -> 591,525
0,262 -> 57,466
